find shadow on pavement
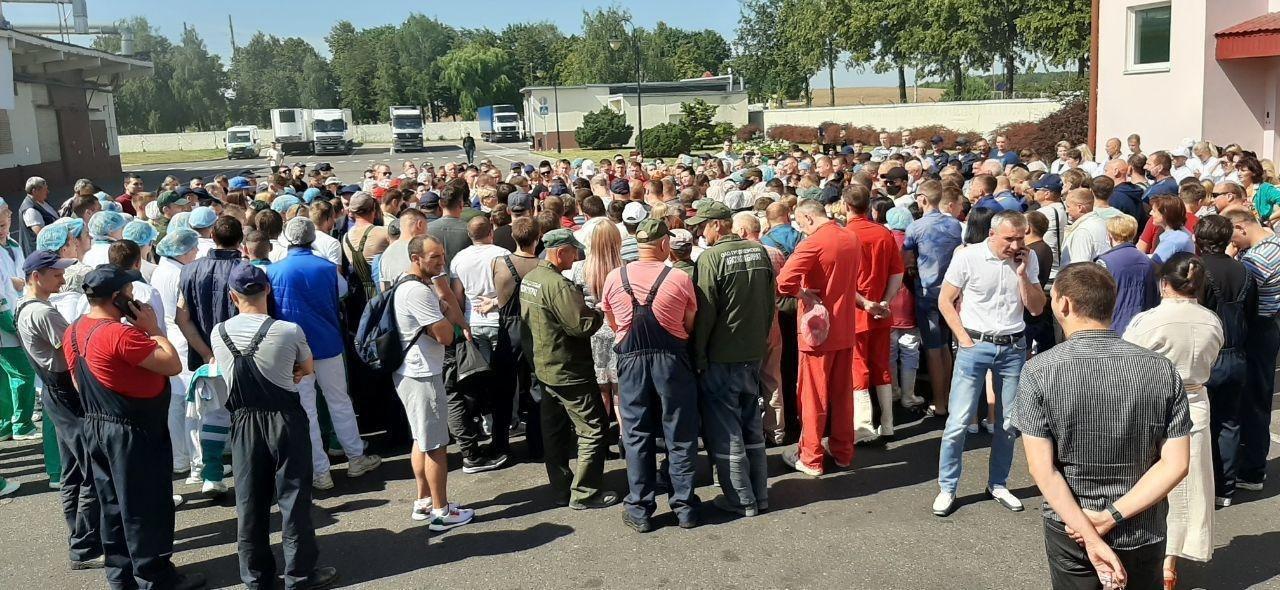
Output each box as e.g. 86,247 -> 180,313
1182,530 -> 1280,589
184,521 -> 575,588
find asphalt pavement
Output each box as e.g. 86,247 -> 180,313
1,399 -> 1277,589
123,140 -> 543,190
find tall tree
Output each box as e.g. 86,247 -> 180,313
439,44 -> 518,115
168,27 -> 227,130
95,17 -> 180,133
733,0 -> 808,106
967,0 -> 1033,97
392,14 -> 459,121
327,21 -> 390,122
560,7 -> 637,86
1019,0 -> 1092,76
906,0 -> 982,99
842,0 -> 922,103
500,22 -> 569,88
779,0 -> 849,107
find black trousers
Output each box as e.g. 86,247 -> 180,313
84,419 -> 178,590
1042,521 -> 1163,590
231,409 -> 317,590
1207,348 -> 1247,499
471,328 -> 513,455
41,379 -> 101,563
443,343 -> 485,461
1240,316 -> 1279,484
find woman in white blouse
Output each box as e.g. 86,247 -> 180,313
1123,252 -> 1223,590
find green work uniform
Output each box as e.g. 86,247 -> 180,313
691,234 -> 777,370
519,260 -> 609,502
672,259 -> 696,278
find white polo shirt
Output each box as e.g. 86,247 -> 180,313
943,240 -> 1040,336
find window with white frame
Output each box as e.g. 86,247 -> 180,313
1128,2 -> 1171,72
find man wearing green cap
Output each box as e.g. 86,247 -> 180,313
600,218 -> 700,532
519,228 -> 620,509
151,191 -> 191,243
687,199 -> 776,516
691,198 -> 768,514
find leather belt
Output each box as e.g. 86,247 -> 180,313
965,329 -> 1024,346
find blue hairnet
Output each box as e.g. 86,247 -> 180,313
88,210 -> 127,239
188,206 -> 217,229
99,200 -> 122,213
155,229 -> 199,258
886,206 -> 914,231
167,211 -> 192,234
271,194 -> 301,213
36,221 -> 72,252
302,187 -> 322,204
122,220 -> 159,246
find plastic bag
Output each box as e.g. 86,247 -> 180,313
799,291 -> 830,348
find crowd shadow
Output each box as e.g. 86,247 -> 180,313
184,521 -> 575,588
1181,530 -> 1280,589
174,498 -> 392,553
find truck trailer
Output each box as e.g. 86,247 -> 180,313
270,108 -> 314,155
476,104 -> 523,142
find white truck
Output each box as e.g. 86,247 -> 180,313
389,105 -> 424,153
312,108 -> 355,155
270,108 -> 314,155
225,125 -> 261,159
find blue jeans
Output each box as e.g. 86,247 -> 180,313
937,338 -> 1025,493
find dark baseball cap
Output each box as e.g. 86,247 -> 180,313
610,178 -> 630,195
228,262 -> 270,295
81,264 -> 142,298
338,184 -> 361,196
156,190 -> 190,209
883,167 -> 909,181
687,200 -> 732,225
508,192 -> 533,213
931,134 -> 945,144
422,191 -> 441,209
22,250 -> 75,275
315,162 -> 333,172
1031,174 -> 1063,193
634,219 -> 672,243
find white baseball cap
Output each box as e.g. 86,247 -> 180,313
622,201 -> 649,224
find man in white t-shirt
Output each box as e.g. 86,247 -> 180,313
448,216 -> 515,462
934,211 -> 1046,518
378,208 -> 428,291
393,234 -> 475,531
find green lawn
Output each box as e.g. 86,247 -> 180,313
121,149 -> 228,166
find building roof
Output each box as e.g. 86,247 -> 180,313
522,74 -> 744,95
1216,12 -> 1280,60
2,28 -> 153,87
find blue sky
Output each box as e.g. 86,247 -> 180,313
2,0 -> 921,88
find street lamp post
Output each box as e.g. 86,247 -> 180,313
610,17 -> 642,155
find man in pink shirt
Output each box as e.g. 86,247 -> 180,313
601,218 -> 700,533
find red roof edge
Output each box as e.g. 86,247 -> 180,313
1217,12 -> 1280,37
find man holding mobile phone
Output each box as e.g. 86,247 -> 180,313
933,210 -> 1046,518
64,266 -> 203,590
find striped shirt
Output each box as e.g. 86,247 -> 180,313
1012,329 -> 1192,550
1243,234 -> 1280,317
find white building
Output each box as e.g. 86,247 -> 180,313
0,27 -> 151,198
1093,0 -> 1280,161
520,75 -> 749,150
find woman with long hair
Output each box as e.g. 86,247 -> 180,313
566,222 -> 624,453
1147,195 -> 1196,264
1124,252 -> 1223,589
1236,155 -> 1280,223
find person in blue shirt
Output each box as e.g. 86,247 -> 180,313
991,134 -> 1020,169
760,202 -> 802,258
903,180 -> 964,416
1143,152 -> 1179,203
969,175 -> 1002,211
1148,196 -> 1196,265
266,217 -> 381,490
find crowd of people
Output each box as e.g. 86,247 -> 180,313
0,128 -> 1275,590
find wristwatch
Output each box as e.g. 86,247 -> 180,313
1105,501 -> 1125,524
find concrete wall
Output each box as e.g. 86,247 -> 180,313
758,98 -> 1064,134
0,82 -> 48,169
523,86 -> 750,149
118,121 -> 482,153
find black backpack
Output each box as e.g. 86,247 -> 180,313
354,274 -> 425,375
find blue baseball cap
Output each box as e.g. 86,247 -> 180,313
508,192 -> 533,213
1031,174 -> 1063,193
22,250 -> 75,275
229,176 -> 254,190
339,184 -> 361,196
81,264 -> 142,299
228,262 -> 270,295
188,206 -> 218,230
271,194 -> 301,213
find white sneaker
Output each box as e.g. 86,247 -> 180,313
411,497 -> 433,521
0,479 -> 19,497
1236,480 -> 1264,491
184,472 -> 203,485
988,485 -> 1024,512
965,423 -> 980,435
1215,496 -> 1232,508
932,490 -> 956,516
201,480 -> 227,495
313,472 -> 334,490
981,418 -> 995,434
172,494 -> 186,508
346,454 -> 382,478
428,503 -> 475,531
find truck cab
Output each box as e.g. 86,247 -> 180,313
312,108 -> 355,155
389,106 -> 424,153
225,125 -> 260,159
477,104 -> 523,142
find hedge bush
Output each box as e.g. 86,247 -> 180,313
638,123 -> 694,157
711,122 -> 736,144
766,124 -> 819,144
735,124 -> 761,142
992,98 -> 1088,160
575,107 -> 634,149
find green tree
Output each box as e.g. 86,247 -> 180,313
561,7 -> 636,85
168,27 -> 227,130
779,0 -> 849,107
733,0 -> 808,106
967,0 -> 1034,97
842,0 -> 923,103
905,0 -> 983,99
392,14 -> 460,121
439,44 -> 518,116
327,22 -> 391,122
94,17 -> 180,133
679,98 -> 718,146
1019,0 -> 1092,75
500,22 -> 569,88
575,106 -> 633,149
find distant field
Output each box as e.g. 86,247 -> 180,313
781,86 -> 946,108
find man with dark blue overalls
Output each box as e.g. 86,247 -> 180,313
65,265 -> 204,590
212,263 -> 338,590
601,219 -> 702,532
